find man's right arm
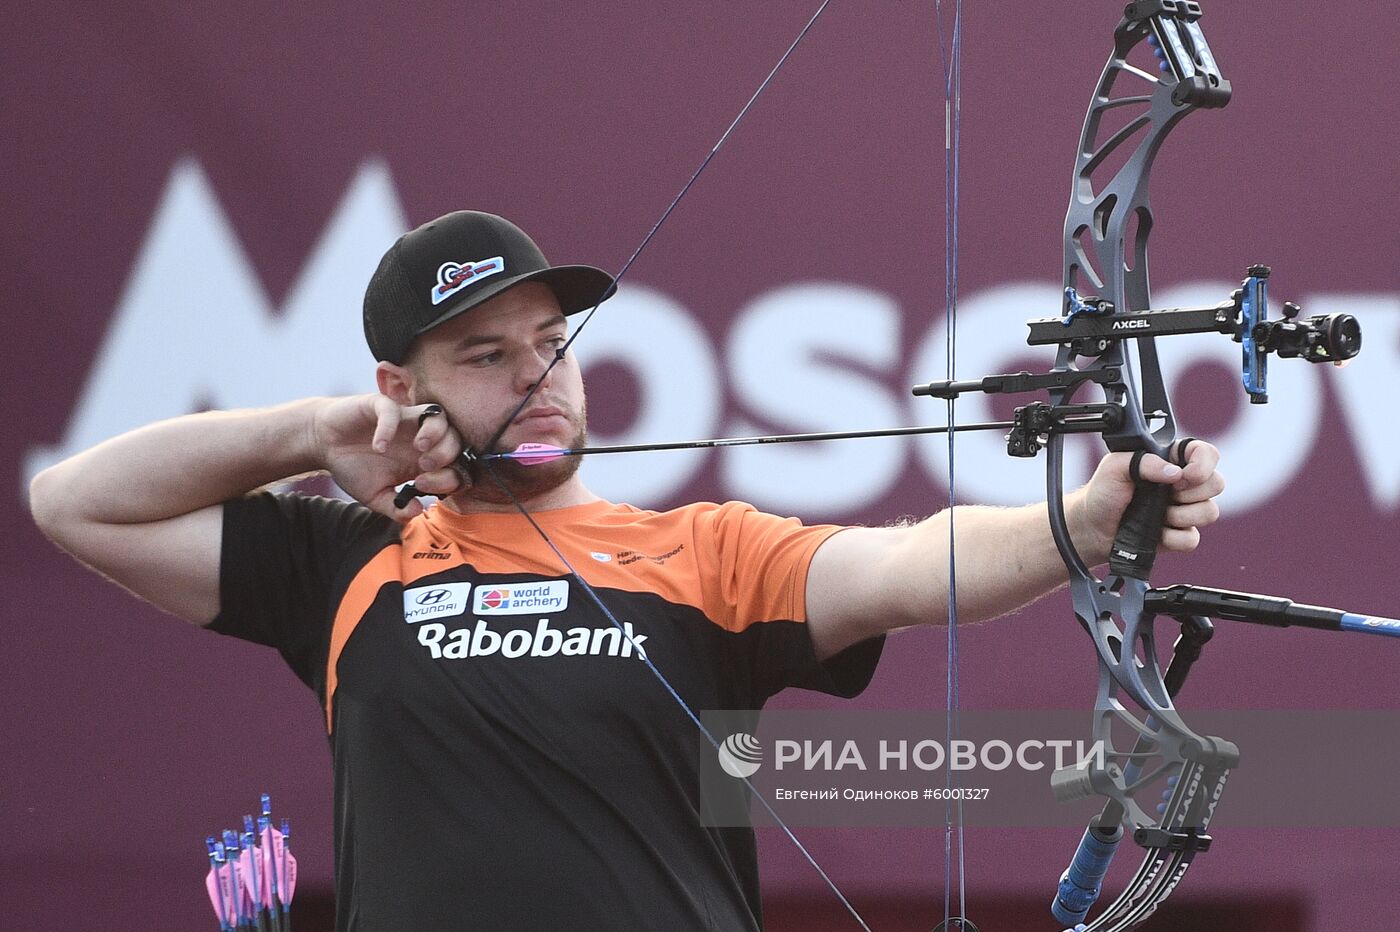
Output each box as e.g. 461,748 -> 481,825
28,395 -> 463,625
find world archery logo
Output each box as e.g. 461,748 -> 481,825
472,580 -> 569,615
431,256 -> 505,305
717,733 -> 763,779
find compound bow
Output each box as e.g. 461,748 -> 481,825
396,2 -> 1392,929
914,2 -> 1383,929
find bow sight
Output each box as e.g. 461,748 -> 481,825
914,265 -> 1363,457
1036,267 -> 1360,402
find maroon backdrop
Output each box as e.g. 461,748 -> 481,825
6,2 -> 1397,929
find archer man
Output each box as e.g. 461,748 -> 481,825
29,210 -> 1224,931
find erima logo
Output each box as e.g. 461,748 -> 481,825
412,541 -> 453,560
403,582 -> 472,623
473,580 -> 569,615
416,618 -> 648,660
432,256 -> 504,305
1112,319 -> 1151,331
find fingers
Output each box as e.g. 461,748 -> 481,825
365,400 -> 467,519
411,402 -> 462,453
1130,452 -> 1184,485
1132,445 -> 1226,503
404,402 -> 469,506
411,465 -> 467,497
1166,440 -> 1226,505
1164,497 -> 1219,532
411,402 -> 448,450
1158,524 -> 1201,553
413,403 -> 450,462
417,403 -> 444,428
382,463 -> 465,523
370,399 -> 463,465
1096,441 -> 1224,556
1157,442 -> 1223,552
1174,438 -> 1222,489
415,416 -> 460,470
370,394 -> 403,453
412,403 -> 470,491
1169,466 -> 1226,505
1156,506 -> 1211,554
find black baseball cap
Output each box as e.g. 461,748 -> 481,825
363,210 -> 616,364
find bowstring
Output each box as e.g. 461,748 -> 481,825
482,467 -> 872,931
475,2 -> 873,929
934,0 -> 967,927
484,0 -> 835,455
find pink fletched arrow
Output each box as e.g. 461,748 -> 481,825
204,797 -> 297,932
205,846 -> 235,931
237,842 -> 262,915
396,420 -> 1012,515
260,821 -> 298,908
474,421 -> 1013,468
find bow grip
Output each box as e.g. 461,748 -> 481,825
1107,442 -> 1193,580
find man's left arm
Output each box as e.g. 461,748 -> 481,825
804,444 -> 1225,661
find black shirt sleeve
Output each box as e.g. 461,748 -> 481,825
208,491 -> 390,693
802,630 -> 885,698
735,616 -> 885,704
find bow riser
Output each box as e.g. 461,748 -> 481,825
1045,5 -> 1239,929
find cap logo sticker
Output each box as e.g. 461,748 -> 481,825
432,256 -> 505,305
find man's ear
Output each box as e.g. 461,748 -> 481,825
376,361 -> 417,405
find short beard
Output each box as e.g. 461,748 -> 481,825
462,423 -> 588,505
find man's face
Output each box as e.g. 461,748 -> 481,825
407,282 -> 587,500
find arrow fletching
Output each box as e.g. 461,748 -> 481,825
502,442 -> 569,465
205,839 -> 233,931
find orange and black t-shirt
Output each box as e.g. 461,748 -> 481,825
211,493 -> 883,932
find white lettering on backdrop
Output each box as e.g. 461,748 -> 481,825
23,160 -> 1398,516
